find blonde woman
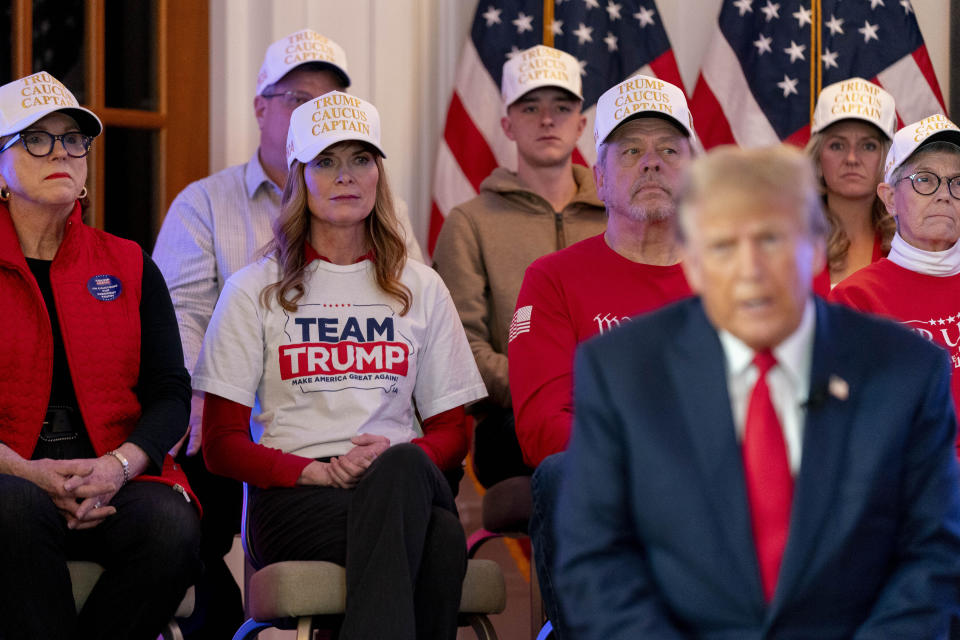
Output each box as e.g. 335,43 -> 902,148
0,72 -> 199,640
806,78 -> 896,294
196,92 -> 486,639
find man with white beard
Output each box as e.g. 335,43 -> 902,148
507,75 -> 698,638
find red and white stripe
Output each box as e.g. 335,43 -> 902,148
508,305 -> 533,343
875,45 -> 947,128
691,25 -> 781,150
691,27 -> 947,151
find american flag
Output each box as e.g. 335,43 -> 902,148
508,304 -> 534,343
428,0 -> 684,254
691,0 -> 946,149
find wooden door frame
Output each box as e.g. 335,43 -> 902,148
8,0 -> 208,235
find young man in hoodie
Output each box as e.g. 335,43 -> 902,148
432,45 -> 606,488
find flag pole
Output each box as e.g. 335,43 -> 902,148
815,0 -> 822,101
543,0 -> 555,46
810,0 -> 821,122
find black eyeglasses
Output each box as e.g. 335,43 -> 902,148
0,130 -> 93,158
260,90 -> 313,110
899,171 -> 960,200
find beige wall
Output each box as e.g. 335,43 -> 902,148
209,0 -> 952,253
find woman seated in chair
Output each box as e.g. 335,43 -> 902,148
196,91 -> 487,640
0,72 -> 201,640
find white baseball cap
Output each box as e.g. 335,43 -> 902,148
883,114 -> 960,183
811,78 -> 896,140
594,74 -> 697,151
0,71 -> 102,138
286,91 -> 384,167
501,45 -> 583,108
256,29 -> 350,97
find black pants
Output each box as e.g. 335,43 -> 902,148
249,444 -> 467,640
472,405 -> 532,489
0,474 -> 201,640
176,450 -> 244,640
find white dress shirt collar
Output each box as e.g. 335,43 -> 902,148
717,299 -> 817,473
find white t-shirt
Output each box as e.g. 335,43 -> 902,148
194,256 -> 487,460
153,152 -> 425,375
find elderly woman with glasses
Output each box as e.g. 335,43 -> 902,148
831,115 -> 960,453
0,72 -> 200,640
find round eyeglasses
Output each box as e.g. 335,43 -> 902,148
0,130 -> 93,158
898,171 -> 960,200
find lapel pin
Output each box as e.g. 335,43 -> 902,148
828,375 -> 849,401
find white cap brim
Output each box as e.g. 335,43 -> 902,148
255,30 -> 351,97
259,61 -> 351,97
290,135 -> 386,166
501,45 -> 583,108
286,91 -> 385,167
593,74 -> 698,152
884,115 -> 960,183
3,106 -> 103,138
810,78 -> 896,140
0,72 -> 101,139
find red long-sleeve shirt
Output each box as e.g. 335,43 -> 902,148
202,392 -> 468,488
830,257 -> 960,455
508,234 -> 692,467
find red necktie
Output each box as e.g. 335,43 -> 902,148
743,349 -> 793,602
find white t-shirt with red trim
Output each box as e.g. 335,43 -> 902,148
194,256 -> 487,460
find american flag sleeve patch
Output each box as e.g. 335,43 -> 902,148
509,305 -> 533,343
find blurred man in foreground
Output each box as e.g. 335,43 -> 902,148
557,145 -> 960,639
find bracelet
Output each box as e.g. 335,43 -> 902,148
107,449 -> 130,486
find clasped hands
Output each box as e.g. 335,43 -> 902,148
28,455 -> 126,530
298,433 -> 390,488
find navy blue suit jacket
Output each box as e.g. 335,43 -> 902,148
556,297 -> 960,639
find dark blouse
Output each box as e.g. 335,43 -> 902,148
26,250 -> 190,472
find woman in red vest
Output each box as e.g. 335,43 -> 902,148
0,72 -> 200,639
806,78 -> 896,295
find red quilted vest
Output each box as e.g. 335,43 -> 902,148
0,202 -> 199,511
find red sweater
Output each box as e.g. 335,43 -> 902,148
508,234 -> 693,466
830,258 -> 960,452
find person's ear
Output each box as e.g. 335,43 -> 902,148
501,115 -> 516,141
254,95 -> 268,131
877,181 -> 896,217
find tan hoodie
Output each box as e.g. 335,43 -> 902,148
433,165 -> 606,407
